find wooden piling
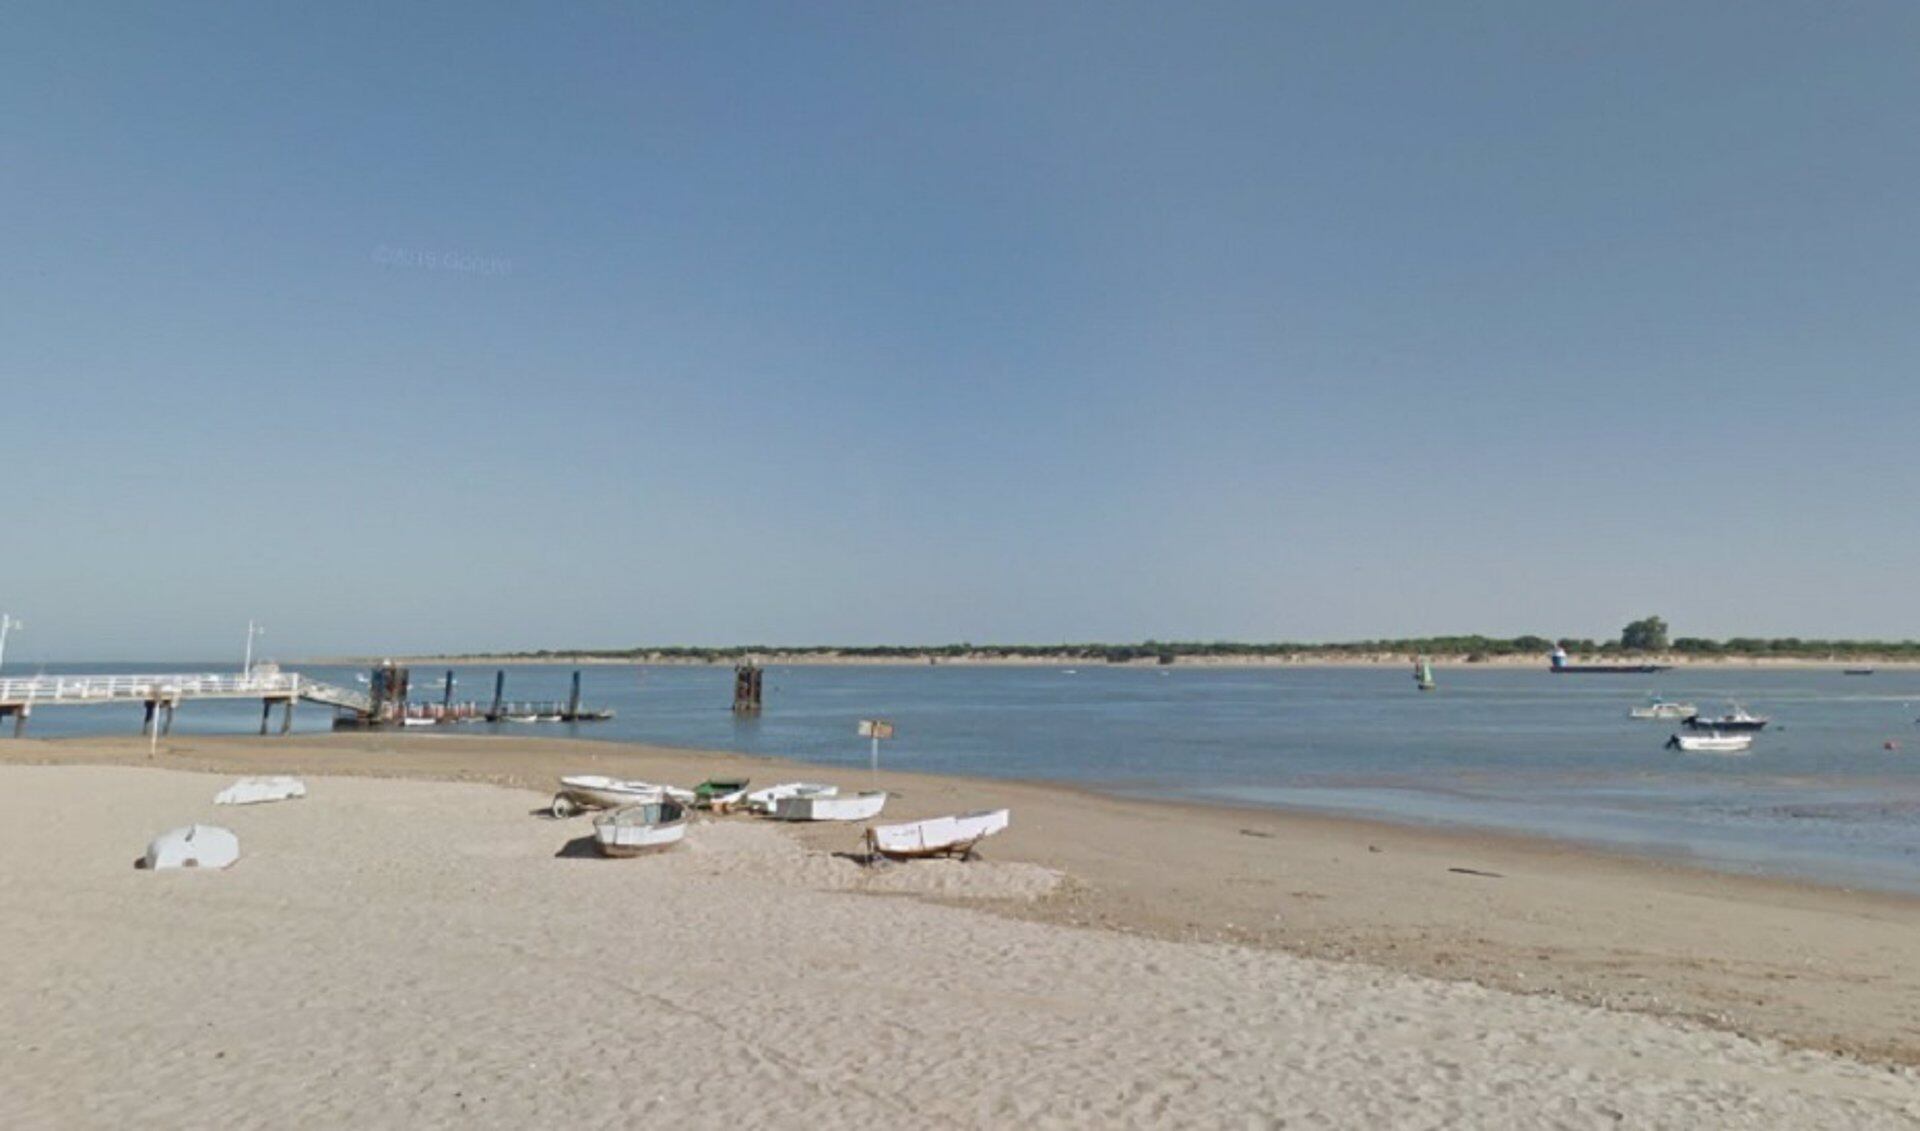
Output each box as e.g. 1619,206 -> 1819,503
11,705 -> 25,738
732,663 -> 763,713
259,698 -> 273,736
281,698 -> 294,735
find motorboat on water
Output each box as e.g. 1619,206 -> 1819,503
1667,731 -> 1754,754
772,790 -> 888,822
1629,696 -> 1696,720
592,800 -> 689,856
551,775 -> 694,818
866,809 -> 1009,860
1684,704 -> 1769,732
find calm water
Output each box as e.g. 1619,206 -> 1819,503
12,661 -> 1920,894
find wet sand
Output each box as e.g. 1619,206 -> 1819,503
6,731 -> 1920,1074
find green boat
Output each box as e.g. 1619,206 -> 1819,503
692,777 -> 752,809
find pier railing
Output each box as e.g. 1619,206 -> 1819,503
0,672 -> 371,714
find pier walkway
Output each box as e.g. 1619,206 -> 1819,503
0,672 -> 371,736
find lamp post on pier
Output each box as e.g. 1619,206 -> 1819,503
0,614 -> 20,673
243,619 -> 264,677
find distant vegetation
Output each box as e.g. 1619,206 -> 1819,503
445,621 -> 1920,664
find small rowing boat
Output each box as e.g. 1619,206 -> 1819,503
551,775 -> 693,818
592,800 -> 689,857
772,790 -> 888,822
867,809 -> 1009,860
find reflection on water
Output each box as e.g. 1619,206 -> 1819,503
11,661 -> 1920,893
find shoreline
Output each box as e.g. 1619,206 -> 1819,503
307,652 -> 1920,669
8,730 -> 1920,1068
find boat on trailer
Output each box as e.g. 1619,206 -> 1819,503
592,800 -> 689,856
773,790 -> 888,822
867,809 -> 1010,860
1667,731 -> 1753,753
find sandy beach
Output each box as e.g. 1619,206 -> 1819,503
1,736 -> 1918,1127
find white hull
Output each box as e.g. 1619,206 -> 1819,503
773,790 -> 888,822
1630,703 -> 1694,720
868,809 -> 1009,858
592,803 -> 689,856
554,775 -> 679,816
1671,733 -> 1753,753
743,782 -> 839,814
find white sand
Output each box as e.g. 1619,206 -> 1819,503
0,765 -> 1914,1129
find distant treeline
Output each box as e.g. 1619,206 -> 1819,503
461,635 -> 1920,664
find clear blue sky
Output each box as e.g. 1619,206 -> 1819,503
4,3 -> 1919,660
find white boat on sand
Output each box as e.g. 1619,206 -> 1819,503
552,776 -> 694,818
592,800 -> 689,857
867,809 -> 1010,860
1668,732 -> 1753,754
773,790 -> 888,822
741,781 -> 839,815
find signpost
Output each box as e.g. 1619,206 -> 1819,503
858,718 -> 894,784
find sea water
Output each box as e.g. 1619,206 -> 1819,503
12,661 -> 1920,894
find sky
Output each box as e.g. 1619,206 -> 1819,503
4,2 -> 1920,660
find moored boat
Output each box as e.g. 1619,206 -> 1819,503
1684,704 -> 1769,732
1550,646 -> 1670,675
1413,656 -> 1434,691
1629,696 -> 1696,720
592,800 -> 689,856
772,790 -> 888,822
1667,731 -> 1754,754
867,809 -> 1010,859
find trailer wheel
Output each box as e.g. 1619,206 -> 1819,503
551,794 -> 577,819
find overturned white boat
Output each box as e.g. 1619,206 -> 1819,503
214,776 -> 307,806
592,800 -> 689,857
144,824 -> 240,871
867,809 -> 1010,860
552,776 -> 694,818
772,790 -> 887,822
740,781 -> 839,815
1668,731 -> 1753,754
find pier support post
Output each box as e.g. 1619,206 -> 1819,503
11,706 -> 25,738
281,698 -> 295,735
161,701 -> 176,736
142,700 -> 157,736
732,663 -> 763,714
259,698 -> 273,736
